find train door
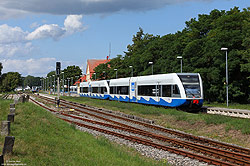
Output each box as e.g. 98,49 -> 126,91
77,84 -> 80,94
152,83 -> 160,104
129,77 -> 137,102
88,84 -> 91,96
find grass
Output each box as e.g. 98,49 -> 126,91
0,98 -> 166,166
60,96 -> 250,148
203,102 -> 250,110
61,96 -> 250,133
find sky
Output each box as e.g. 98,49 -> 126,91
0,0 -> 249,77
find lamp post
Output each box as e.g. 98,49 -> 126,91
44,78 -> 46,91
43,78 -> 45,91
103,71 -> 106,80
49,76 -> 52,93
53,75 -> 55,94
149,62 -> 153,75
129,66 -> 133,77
67,78 -> 70,95
221,47 -> 229,107
75,76 -> 79,93
94,73 -> 96,80
40,79 -> 43,91
177,56 -> 183,73
114,69 -> 118,79
61,72 -> 64,95
60,79 -> 62,92
45,77 -> 48,92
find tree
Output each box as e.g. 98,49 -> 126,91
23,75 -> 41,87
92,7 -> 250,103
0,63 -> 2,76
92,63 -> 109,80
0,72 -> 22,92
62,65 -> 82,81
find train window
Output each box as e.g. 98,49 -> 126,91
110,87 -> 114,94
184,85 -> 201,98
172,85 -> 181,97
118,86 -> 129,95
81,87 -> 88,93
110,86 -> 129,95
162,85 -> 180,98
92,87 -> 98,93
100,87 -> 107,94
162,85 -> 171,97
178,75 -> 199,83
138,85 -> 158,96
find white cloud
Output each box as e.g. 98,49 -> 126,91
26,15 -> 87,40
1,58 -> 56,76
0,42 -> 33,57
0,24 -> 28,44
26,24 -> 66,40
0,15 -> 86,57
1,58 -> 83,76
0,0 -> 213,19
0,24 -> 33,57
64,15 -> 87,35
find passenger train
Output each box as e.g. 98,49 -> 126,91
71,73 -> 203,111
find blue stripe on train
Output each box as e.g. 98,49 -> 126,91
136,97 -> 186,107
84,94 -> 109,99
79,94 -> 203,108
111,96 -> 187,107
109,95 -> 130,102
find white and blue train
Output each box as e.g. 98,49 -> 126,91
75,73 -> 203,110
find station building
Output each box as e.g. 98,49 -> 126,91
73,57 -> 110,93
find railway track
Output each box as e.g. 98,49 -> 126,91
30,94 -> 250,166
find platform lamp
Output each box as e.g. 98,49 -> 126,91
221,47 -> 229,107
40,79 -> 43,91
149,62 -> 153,75
67,78 -> 70,95
103,71 -> 106,80
114,69 -> 118,79
53,75 -> 55,94
129,66 -> 133,77
61,72 -> 64,94
177,56 -> 183,73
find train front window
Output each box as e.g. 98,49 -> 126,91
184,85 -> 201,98
178,74 -> 199,83
178,74 -> 201,98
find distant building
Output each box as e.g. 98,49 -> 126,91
73,57 -> 110,93
86,58 -> 110,82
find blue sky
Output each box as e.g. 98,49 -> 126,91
0,0 -> 248,77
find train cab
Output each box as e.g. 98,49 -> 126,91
177,73 -> 203,109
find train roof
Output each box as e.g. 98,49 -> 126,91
109,73 -> 199,80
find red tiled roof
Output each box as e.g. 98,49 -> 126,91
87,59 -> 110,79
87,59 -> 110,74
